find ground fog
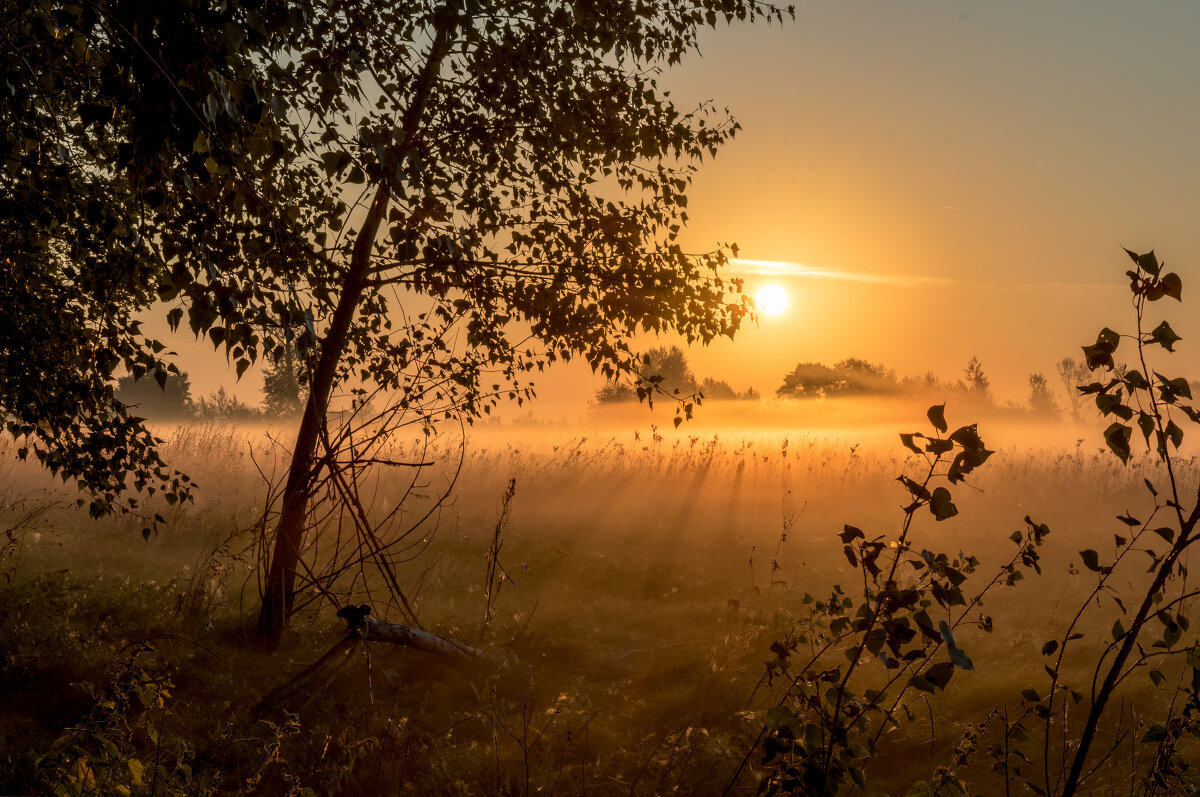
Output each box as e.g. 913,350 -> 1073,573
1,405 -> 1195,794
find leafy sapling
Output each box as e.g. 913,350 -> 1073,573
1031,250 -> 1200,796
746,406 -> 1049,795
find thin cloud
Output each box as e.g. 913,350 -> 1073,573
730,259 -> 1123,291
730,259 -> 953,287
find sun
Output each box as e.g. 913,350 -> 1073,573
754,283 -> 789,316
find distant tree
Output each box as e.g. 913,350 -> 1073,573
115,373 -> 193,419
1057,357 -> 1089,420
777,358 -> 899,398
898,370 -> 942,395
777,362 -> 842,398
596,345 -> 699,403
698,377 -> 757,400
192,388 -> 259,422
595,381 -> 636,403
963,356 -> 991,395
261,347 -> 304,418
640,346 -> 698,397
832,358 -> 900,395
699,377 -> 738,400
1027,372 -> 1060,418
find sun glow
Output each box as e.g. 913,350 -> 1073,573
754,283 -> 789,316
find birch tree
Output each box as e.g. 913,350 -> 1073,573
2,0 -> 792,641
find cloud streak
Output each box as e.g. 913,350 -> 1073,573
730,259 -> 953,287
730,259 -> 1123,291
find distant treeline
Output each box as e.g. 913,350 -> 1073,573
594,349 -> 1160,420
775,356 -> 1066,418
127,348 -> 1198,423
114,353 -> 304,421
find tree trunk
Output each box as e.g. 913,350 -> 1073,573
1060,540 -> 1187,795
359,616 -> 507,662
257,261 -> 370,639
256,13 -> 459,642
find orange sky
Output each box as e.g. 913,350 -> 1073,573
172,1 -> 1200,417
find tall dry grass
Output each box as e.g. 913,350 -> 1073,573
0,412 -> 1193,794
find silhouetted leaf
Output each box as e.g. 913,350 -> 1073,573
1150,320 -> 1181,352
839,525 -> 865,543
1155,373 -> 1192,403
929,487 -> 958,521
926,404 -> 947,434
1096,394 -> 1133,420
1103,422 -> 1132,464
1161,271 -> 1183,301
1124,369 -> 1150,390
912,661 -> 955,693
948,644 -> 974,671
1141,724 -> 1168,742
925,437 -> 954,455
1080,549 -> 1102,572
948,424 -> 984,450
1083,328 -> 1120,369
1137,412 -> 1156,444
1135,249 -> 1162,276
1152,527 -> 1175,543
1166,419 -> 1184,449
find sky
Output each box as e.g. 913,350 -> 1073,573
659,0 -> 1200,406
178,0 -> 1200,418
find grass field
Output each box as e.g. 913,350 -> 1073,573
1,405 -> 1197,795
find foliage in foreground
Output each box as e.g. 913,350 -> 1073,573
748,406 -> 1048,795
753,250 -> 1200,795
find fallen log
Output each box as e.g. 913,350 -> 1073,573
255,607 -> 516,716
359,616 -> 489,660
335,603 -> 510,663
342,605 -> 518,666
